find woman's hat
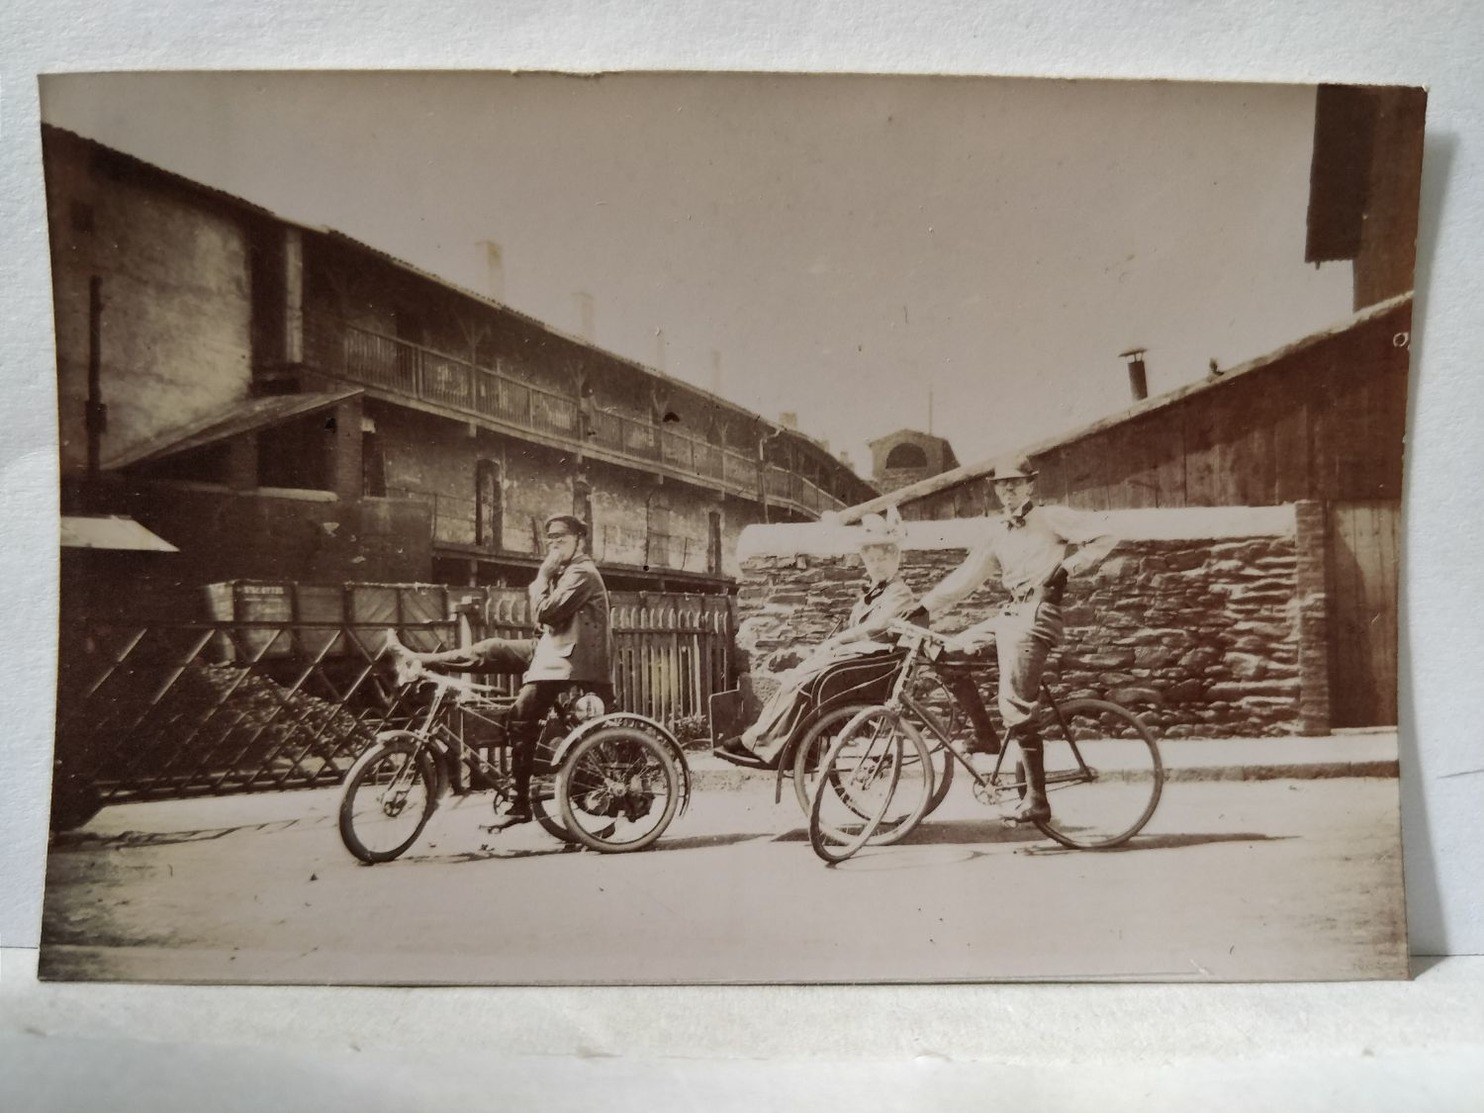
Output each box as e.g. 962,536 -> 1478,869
858,505 -> 905,546
990,453 -> 1038,481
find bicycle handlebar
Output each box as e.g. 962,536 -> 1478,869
882,616 -> 996,656
883,616 -> 947,645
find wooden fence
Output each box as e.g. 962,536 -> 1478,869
484,588 -> 733,725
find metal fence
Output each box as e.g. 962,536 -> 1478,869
54,591 -> 735,808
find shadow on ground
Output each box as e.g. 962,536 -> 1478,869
1018,831 -> 1294,855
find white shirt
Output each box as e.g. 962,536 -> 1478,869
918,503 -> 1117,617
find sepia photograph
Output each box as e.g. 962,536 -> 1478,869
37,70 -> 1422,984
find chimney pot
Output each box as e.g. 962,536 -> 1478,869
573,292 -> 595,341
479,240 -> 504,302
1119,347 -> 1149,401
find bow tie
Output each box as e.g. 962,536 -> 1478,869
1003,502 -> 1034,529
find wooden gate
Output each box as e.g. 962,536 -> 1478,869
1327,500 -> 1401,727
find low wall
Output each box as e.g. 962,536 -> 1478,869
735,504 -> 1329,738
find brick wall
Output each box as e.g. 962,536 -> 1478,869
737,505 -> 1326,738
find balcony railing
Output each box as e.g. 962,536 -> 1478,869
309,317 -> 846,517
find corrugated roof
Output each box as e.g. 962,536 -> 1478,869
61,515 -> 178,552
103,389 -> 362,471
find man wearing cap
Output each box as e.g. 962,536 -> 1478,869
396,513 -> 611,827
714,507 -> 921,770
918,455 -> 1117,824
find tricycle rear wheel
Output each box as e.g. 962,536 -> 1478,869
556,726 -> 681,853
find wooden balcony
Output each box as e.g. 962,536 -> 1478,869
306,317 -> 845,519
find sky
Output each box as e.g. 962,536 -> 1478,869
39,71 -> 1355,477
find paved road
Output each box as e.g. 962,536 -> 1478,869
40,776 -> 1407,984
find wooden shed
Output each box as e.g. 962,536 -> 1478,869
851,293 -> 1411,729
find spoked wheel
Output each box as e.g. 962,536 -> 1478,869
791,704 -> 872,817
807,705 -> 934,864
530,786 -> 577,843
338,732 -> 440,864
1034,698 -> 1164,849
794,700 -> 955,821
904,674 -> 962,819
556,726 -> 681,853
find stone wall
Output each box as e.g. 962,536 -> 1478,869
736,506 -> 1327,738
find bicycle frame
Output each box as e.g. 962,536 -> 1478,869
872,621 -> 1101,802
379,672 -> 519,798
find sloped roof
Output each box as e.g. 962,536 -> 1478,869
103,389 -> 362,471
44,124 -> 865,486
839,291 -> 1412,521
867,428 -> 955,449
1012,290 -> 1412,461
61,515 -> 178,552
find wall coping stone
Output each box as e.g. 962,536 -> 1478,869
739,505 -> 1298,559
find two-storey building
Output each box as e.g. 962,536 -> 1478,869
44,124 -> 876,613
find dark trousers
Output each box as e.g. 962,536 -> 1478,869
434,638 -> 614,806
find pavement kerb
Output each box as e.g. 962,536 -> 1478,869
57,733 -> 1399,843
684,758 -> 1401,792
685,729 -> 1401,789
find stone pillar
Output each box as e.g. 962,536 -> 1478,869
330,398 -> 364,500
226,433 -> 258,492
283,227 -> 304,365
1293,499 -> 1332,735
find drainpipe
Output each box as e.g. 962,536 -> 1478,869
83,276 -> 108,512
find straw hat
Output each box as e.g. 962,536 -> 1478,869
858,505 -> 905,546
990,453 -> 1037,481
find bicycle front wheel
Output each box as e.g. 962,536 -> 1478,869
556,727 -> 681,853
1035,698 -> 1163,849
808,705 -> 933,863
531,788 -> 577,842
338,732 -> 439,864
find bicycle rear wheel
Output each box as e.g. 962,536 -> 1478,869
556,726 -> 681,853
791,703 -> 871,818
1035,698 -> 1163,849
808,706 -> 933,863
338,732 -> 439,864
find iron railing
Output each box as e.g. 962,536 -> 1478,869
307,316 -> 847,517
53,592 -> 735,807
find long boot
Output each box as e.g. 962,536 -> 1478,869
1004,733 -> 1051,824
492,732 -> 535,827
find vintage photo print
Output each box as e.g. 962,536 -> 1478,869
39,71 -> 1422,983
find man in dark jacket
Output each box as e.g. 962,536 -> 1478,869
401,514 -> 612,826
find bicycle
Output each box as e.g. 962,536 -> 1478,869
708,647 -> 961,820
807,617 -> 1164,864
338,639 -> 691,863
